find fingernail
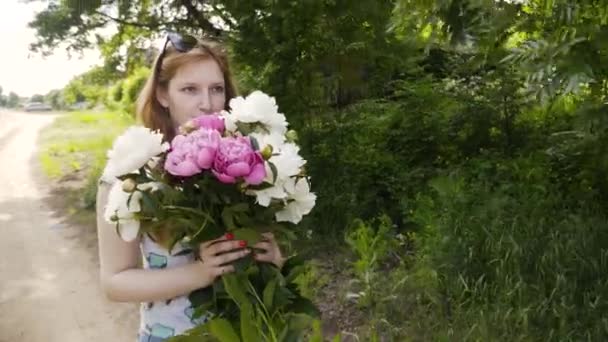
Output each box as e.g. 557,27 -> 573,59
225,233 -> 234,240
239,240 -> 247,247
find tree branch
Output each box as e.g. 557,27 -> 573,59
94,10 -> 163,29
179,0 -> 223,37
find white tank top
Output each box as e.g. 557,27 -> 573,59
137,234 -> 213,341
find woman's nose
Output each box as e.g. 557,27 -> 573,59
198,92 -> 212,113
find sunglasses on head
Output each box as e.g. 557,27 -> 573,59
154,32 -> 199,78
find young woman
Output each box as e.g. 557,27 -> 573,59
96,33 -> 285,341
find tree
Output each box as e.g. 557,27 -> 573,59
27,0 -> 410,126
391,0 -> 608,102
61,65 -> 119,106
26,0 -> 225,74
45,89 -> 65,110
7,92 -> 20,108
30,94 -> 45,102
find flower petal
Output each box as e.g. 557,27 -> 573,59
196,147 -> 216,169
119,220 -> 140,241
213,170 -> 236,184
244,163 -> 266,185
169,160 -> 201,177
226,162 -> 251,177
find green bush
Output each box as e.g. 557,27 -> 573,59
121,67 -> 150,115
409,154 -> 608,340
104,80 -> 124,111
299,79 -> 487,236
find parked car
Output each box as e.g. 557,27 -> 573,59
24,102 -> 52,112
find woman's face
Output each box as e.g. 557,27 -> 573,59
157,58 -> 226,127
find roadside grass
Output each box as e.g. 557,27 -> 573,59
38,111 -> 133,219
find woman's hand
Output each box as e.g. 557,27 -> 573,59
252,232 -> 286,269
197,234 -> 250,283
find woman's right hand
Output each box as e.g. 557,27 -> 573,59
197,234 -> 250,283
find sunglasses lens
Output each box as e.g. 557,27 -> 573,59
168,32 -> 197,52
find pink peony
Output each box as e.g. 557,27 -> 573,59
192,114 -> 225,133
212,136 -> 266,185
164,128 -> 222,177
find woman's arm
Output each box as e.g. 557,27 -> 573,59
96,182 -> 215,302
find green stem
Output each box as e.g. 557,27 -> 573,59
246,280 -> 279,342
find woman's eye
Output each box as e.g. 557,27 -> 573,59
182,86 -> 197,93
211,85 -> 225,94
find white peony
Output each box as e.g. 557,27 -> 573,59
267,142 -> 305,182
101,126 -> 169,183
104,180 -> 143,241
221,110 -> 238,133
250,132 -> 286,153
247,139 -> 306,207
223,91 -> 288,135
262,111 -> 288,136
248,178 -> 288,207
275,177 -> 316,224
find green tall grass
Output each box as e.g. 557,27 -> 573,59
407,154 -> 608,341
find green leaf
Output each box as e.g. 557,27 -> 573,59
246,182 -> 275,191
233,228 -> 262,246
190,223 -> 225,244
268,162 -> 278,184
230,203 -> 250,212
222,273 -> 249,306
278,314 -> 315,342
190,217 -> 209,240
285,265 -> 306,284
274,286 -> 296,309
250,136 -> 260,151
240,303 -> 261,342
140,191 -> 158,213
189,286 -> 214,307
263,277 -> 278,312
269,223 -> 297,241
208,318 -> 241,342
282,254 -> 307,278
288,296 -> 320,318
222,207 -> 237,230
234,212 -> 254,227
164,205 -> 216,224
233,253 -> 255,273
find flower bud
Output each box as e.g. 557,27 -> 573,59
286,130 -> 298,142
122,178 -> 137,193
261,145 -> 273,160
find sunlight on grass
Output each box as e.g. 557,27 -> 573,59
38,111 -> 134,208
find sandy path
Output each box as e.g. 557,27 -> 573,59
0,110 -> 138,342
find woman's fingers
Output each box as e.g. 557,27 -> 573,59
261,232 -> 275,240
203,239 -> 246,257
254,250 -> 274,262
212,248 -> 251,266
253,241 -> 272,251
200,233 -> 234,249
213,265 -> 235,277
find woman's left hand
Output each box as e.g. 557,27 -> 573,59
252,232 -> 285,269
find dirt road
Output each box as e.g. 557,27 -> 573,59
0,110 -> 138,342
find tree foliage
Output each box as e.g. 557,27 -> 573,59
26,1 -> 608,340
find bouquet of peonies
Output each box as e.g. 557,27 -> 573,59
101,91 -> 319,341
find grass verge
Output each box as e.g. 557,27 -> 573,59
38,111 -> 133,218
